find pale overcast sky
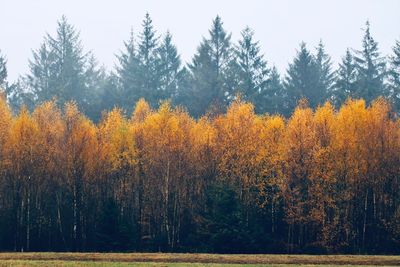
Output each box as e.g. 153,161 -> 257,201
1,0 -> 399,81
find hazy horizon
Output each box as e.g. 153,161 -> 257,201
1,0 -> 399,81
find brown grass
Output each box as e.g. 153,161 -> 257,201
0,253 -> 399,265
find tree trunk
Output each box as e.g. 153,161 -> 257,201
164,159 -> 171,248
26,176 -> 30,252
271,201 -> 275,234
56,192 -> 67,249
362,189 -> 368,251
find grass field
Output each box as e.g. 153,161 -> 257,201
1,262 -> 397,267
0,253 -> 399,266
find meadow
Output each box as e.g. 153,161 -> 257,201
0,253 -> 399,266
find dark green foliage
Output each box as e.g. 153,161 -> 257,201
0,51 -> 35,112
333,49 -> 358,107
315,41 -> 334,103
195,182 -> 286,253
84,56 -> 108,122
157,32 -> 184,101
99,73 -> 122,115
95,199 -> 135,252
172,66 -> 192,108
263,66 -> 285,114
26,16 -> 100,116
389,40 -> 400,112
6,80 -> 36,112
233,27 -> 270,113
186,16 -> 233,117
116,30 -> 140,112
354,21 -> 387,103
0,51 -> 7,88
27,42 -> 53,102
116,14 -> 185,113
6,15 -> 397,119
284,43 -> 320,114
135,13 -> 161,108
284,41 -> 333,115
198,183 -> 250,253
187,43 -> 216,117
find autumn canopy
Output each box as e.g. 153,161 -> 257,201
0,96 -> 399,254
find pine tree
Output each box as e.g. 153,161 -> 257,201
6,79 -> 36,112
47,16 -> 88,106
27,43 -> 54,102
0,50 -> 35,112
389,40 -> 400,112
116,30 -> 140,112
263,66 -> 285,114
187,16 -> 233,117
157,32 -> 182,101
333,49 -> 357,107
0,51 -> 7,89
100,72 -> 121,113
284,42 -> 319,114
187,42 -> 214,117
208,15 -> 233,107
0,51 -> 13,106
27,16 -> 92,113
137,13 -> 160,108
84,55 -> 107,121
172,66 -> 192,108
354,21 -> 386,103
234,27 -> 269,112
314,40 -> 334,103
117,14 -> 182,112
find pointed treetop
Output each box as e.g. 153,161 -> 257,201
358,20 -> 380,59
138,12 -> 159,62
140,12 -> 157,44
0,50 -> 7,87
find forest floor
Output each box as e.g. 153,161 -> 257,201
0,253 -> 399,266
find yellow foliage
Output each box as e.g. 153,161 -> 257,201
99,108 -> 136,171
0,96 -> 398,250
131,98 -> 152,123
7,107 -> 39,176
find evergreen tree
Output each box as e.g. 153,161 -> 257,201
314,40 -> 334,103
200,183 -> 249,253
27,43 -> 53,103
0,51 -> 7,88
262,66 -> 285,114
333,49 -> 357,107
47,16 -> 88,107
187,16 -> 233,117
284,42 -> 319,114
6,79 -> 36,112
84,56 -> 108,121
116,13 -> 162,110
234,27 -> 269,112
100,72 -> 122,114
207,16 -> 233,108
187,42 -> 214,117
172,66 -> 192,109
389,40 -> 400,112
157,32 -> 182,101
116,30 -> 140,112
0,51 -> 13,105
27,16 -> 93,113
0,50 -> 35,112
137,13 -> 160,107
354,21 -> 386,103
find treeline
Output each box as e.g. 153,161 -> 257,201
0,95 -> 399,254
0,15 -> 400,119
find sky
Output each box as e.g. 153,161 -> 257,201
1,0 -> 399,81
